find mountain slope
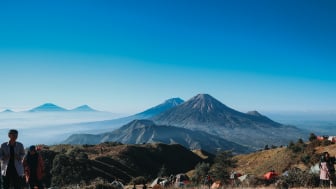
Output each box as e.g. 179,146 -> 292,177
64,119 -> 252,154
136,98 -> 184,118
153,94 -> 281,128
1,109 -> 14,113
71,105 -> 98,112
29,103 -> 67,112
153,94 -> 308,149
63,98 -> 184,133
41,142 -> 210,187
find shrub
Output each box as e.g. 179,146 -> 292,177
192,162 -> 211,184
210,151 -> 236,183
321,139 -> 332,146
276,168 -> 319,188
309,133 -> 317,142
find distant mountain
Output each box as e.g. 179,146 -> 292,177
29,103 -> 68,112
136,98 -> 184,118
153,94 -> 308,149
71,105 -> 98,112
64,97 -> 184,133
63,119 -> 252,154
1,109 -> 14,113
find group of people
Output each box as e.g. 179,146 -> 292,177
0,129 -> 44,189
320,151 -> 336,187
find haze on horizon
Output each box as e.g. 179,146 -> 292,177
0,0 -> 335,115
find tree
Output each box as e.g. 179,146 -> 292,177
210,151 -> 237,183
157,164 -> 167,177
309,133 -> 317,142
192,162 -> 211,184
264,144 -> 269,150
297,138 -> 304,144
51,148 -> 91,187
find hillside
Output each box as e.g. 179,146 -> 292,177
64,119 -> 252,154
233,140 -> 333,177
39,137 -> 336,188
42,142 -> 212,187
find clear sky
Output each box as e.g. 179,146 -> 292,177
0,0 -> 335,114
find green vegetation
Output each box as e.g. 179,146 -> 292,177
191,162 -> 210,184
37,133 -> 336,188
209,151 -> 237,184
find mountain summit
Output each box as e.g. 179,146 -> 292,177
71,105 -> 97,112
29,103 -> 67,112
153,93 -> 280,128
153,94 -> 307,149
136,97 -> 184,118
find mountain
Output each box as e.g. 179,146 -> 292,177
136,98 -> 184,118
1,109 -> 14,113
63,98 -> 184,133
63,119 -> 252,154
71,105 -> 98,112
28,103 -> 68,112
153,94 -> 281,128
153,94 -> 308,149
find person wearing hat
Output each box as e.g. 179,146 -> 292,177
0,129 -> 25,189
23,145 -> 44,189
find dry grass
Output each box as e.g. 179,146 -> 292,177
233,146 -> 302,177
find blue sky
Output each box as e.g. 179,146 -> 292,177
0,0 -> 335,114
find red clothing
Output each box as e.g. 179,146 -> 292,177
23,153 -> 44,181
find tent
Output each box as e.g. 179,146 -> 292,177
264,171 -> 278,180
238,174 -> 250,182
111,180 -> 124,189
310,163 -> 320,174
150,177 -> 167,188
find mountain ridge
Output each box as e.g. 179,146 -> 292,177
64,119 -> 252,154
28,103 -> 99,112
62,93 -> 308,151
152,93 -> 307,149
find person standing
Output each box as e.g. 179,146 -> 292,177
0,129 -> 25,189
324,152 -> 336,186
23,145 -> 44,189
320,152 -> 331,188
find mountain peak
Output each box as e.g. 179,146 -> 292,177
72,105 -> 97,112
2,109 -> 14,113
246,110 -> 262,117
187,93 -> 228,113
194,93 -> 212,99
29,103 -> 67,112
164,98 -> 184,106
153,93 -> 241,126
136,97 -> 184,118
